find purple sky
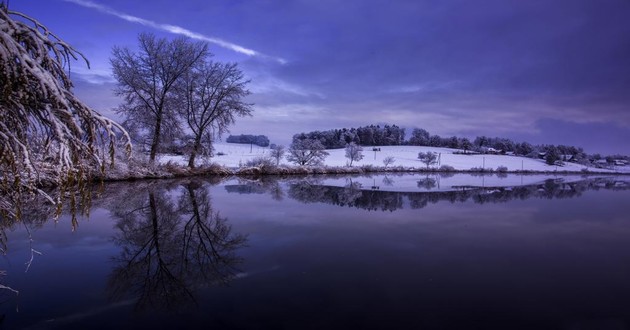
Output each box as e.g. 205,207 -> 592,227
12,0 -> 630,154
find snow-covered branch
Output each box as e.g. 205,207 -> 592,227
1,5 -> 131,221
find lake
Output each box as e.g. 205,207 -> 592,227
2,174 -> 630,329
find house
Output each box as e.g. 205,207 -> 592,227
484,147 -> 502,154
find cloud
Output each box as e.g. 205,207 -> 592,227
61,0 -> 286,64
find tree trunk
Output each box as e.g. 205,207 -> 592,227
149,114 -> 162,162
188,135 -> 202,168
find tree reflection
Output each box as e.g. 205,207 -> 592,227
274,176 -> 630,212
107,181 -> 246,311
417,176 -> 437,190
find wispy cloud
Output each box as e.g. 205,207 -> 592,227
61,0 -> 286,64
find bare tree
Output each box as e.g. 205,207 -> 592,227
287,139 -> 329,166
111,33 -> 207,162
344,142 -> 364,166
383,156 -> 396,167
269,145 -> 286,166
418,151 -> 438,169
0,4 -> 130,221
178,61 -> 252,168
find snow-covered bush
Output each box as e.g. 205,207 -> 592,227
245,157 -> 275,169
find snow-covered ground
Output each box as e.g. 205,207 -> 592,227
159,142 -> 630,174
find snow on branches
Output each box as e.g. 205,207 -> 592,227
0,4 -> 131,220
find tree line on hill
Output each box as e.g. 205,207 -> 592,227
292,124 -> 627,166
292,124 -> 405,149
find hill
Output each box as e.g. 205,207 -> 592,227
159,142 -> 629,173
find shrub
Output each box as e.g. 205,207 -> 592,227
245,156 -> 275,168
496,165 -> 508,173
439,165 -> 455,172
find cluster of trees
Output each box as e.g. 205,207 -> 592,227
293,124 -> 405,149
289,124 -> 627,168
409,128 -> 590,165
226,134 -> 270,147
112,33 -> 252,168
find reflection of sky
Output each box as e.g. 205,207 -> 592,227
9,0 -> 630,154
209,182 -> 630,328
1,178 -> 630,328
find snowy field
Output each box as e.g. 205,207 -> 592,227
159,142 -> 629,174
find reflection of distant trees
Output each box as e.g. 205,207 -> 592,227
222,175 -> 630,212
106,180 -> 246,311
224,177 -> 630,212
225,177 -> 285,201
288,181 -> 404,212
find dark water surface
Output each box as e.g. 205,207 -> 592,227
2,174 -> 630,329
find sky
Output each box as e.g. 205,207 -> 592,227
9,0 -> 630,154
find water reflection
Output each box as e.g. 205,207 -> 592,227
226,175 -> 630,212
104,180 -> 246,311
1,174 -> 630,329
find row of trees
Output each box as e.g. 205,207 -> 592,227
292,125 -> 595,165
293,124 -> 406,149
226,134 -> 270,147
257,140 -> 365,167
112,33 -> 252,168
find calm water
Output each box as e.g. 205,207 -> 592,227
2,174 -> 630,329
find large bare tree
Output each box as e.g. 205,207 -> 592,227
0,3 -> 130,221
178,61 -> 252,168
111,33 -> 208,162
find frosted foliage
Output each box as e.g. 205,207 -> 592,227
0,6 -> 131,220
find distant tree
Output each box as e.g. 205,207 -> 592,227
545,147 -> 560,165
1,4 -> 130,221
287,139 -> 329,166
447,136 -> 460,149
344,142 -> 364,166
269,145 -> 285,166
226,134 -> 269,147
418,151 -> 438,169
474,136 -> 489,148
428,135 -> 442,147
516,142 -> 533,156
383,156 -> 396,167
409,128 -> 430,146
460,138 -> 472,153
177,61 -> 252,168
111,32 -> 208,162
